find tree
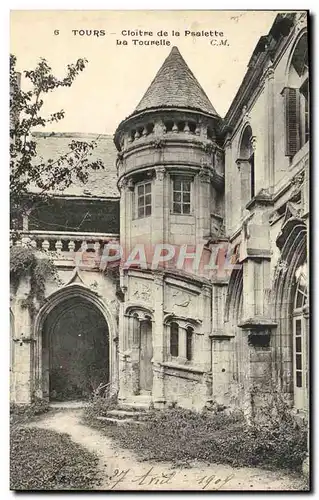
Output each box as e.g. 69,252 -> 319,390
10,54 -> 104,230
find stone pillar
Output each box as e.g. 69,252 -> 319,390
13,301 -> 33,404
201,284 -> 212,370
210,281 -> 233,407
238,321 -> 276,421
242,259 -> 255,318
152,273 -> 166,408
224,137 -> 233,234
210,335 -> 234,407
119,178 -> 133,263
197,167 -> 211,242
153,167 -> 166,247
130,316 -> 140,395
118,303 -> 128,402
264,66 -> 275,190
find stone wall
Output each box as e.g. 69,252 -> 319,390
10,264 -> 119,404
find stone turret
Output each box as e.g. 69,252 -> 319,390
114,46 -> 224,267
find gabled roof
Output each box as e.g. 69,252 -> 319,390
132,46 -> 219,118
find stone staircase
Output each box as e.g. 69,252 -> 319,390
49,396 -> 152,426
96,396 -> 152,426
118,395 -> 152,411
96,408 -> 148,426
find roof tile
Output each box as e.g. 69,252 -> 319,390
133,46 -> 218,117
32,132 -> 119,198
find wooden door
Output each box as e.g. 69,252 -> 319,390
139,320 -> 153,393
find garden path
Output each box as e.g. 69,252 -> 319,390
29,409 -> 306,491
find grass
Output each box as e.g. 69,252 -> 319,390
10,399 -> 50,426
10,426 -> 100,490
10,398 -> 101,491
84,399 -> 308,473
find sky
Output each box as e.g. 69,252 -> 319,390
10,10 -> 280,135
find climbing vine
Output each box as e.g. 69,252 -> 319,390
10,246 -> 57,318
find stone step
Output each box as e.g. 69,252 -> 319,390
107,409 -> 145,419
118,396 -> 152,411
118,401 -> 151,411
96,416 -> 143,425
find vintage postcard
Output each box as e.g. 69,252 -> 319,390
10,10 -> 310,491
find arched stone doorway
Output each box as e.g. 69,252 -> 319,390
42,297 -> 109,401
34,284 -> 117,402
273,218 -> 307,407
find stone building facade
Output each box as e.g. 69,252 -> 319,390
10,12 -> 309,418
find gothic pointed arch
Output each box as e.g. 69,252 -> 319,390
124,303 -> 154,321
33,283 -> 118,399
271,216 -> 307,403
236,123 -> 255,206
224,265 -> 243,326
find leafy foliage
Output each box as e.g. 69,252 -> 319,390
10,427 -> 100,490
10,54 -> 104,228
10,397 -> 50,426
10,246 -> 57,316
84,394 -> 118,421
85,397 -> 308,472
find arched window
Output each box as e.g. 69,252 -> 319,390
170,322 -> 179,357
237,125 -> 255,209
284,32 -> 309,156
293,262 -> 308,409
186,327 -> 194,361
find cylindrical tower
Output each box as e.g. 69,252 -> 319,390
114,45 -> 224,271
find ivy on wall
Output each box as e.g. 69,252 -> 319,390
10,247 -> 57,318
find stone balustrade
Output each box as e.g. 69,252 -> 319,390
11,230 -> 120,264
124,118 -> 216,148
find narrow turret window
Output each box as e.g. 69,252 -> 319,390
186,326 -> 193,361
170,322 -> 179,357
136,181 -> 152,218
172,177 -> 191,214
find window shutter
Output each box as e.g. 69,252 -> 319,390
283,87 -> 300,156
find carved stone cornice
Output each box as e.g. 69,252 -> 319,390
118,177 -> 128,191
127,177 -> 135,191
261,65 -> 275,84
155,166 -> 166,181
250,135 -> 257,151
198,166 -> 211,183
236,158 -> 251,171
245,189 -> 273,211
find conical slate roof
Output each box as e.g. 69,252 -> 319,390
132,46 -> 219,117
